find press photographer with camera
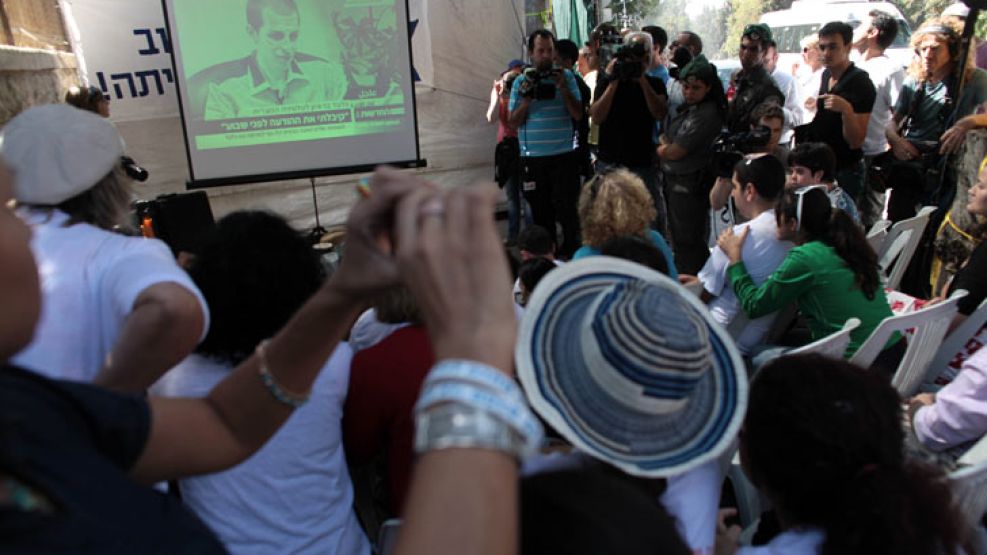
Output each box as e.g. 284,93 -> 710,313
509,29 -> 584,257
709,102 -> 784,213
884,19 -> 987,223
590,31 -> 669,233
658,55 -> 727,274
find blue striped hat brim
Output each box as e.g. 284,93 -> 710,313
516,257 -> 748,478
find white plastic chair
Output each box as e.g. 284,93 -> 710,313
926,298 -> 987,385
787,318 -> 860,359
876,206 -> 935,290
951,435 -> 987,546
866,219 -> 890,254
850,291 -> 965,397
378,518 -> 402,555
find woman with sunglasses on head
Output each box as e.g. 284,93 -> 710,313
717,186 -> 903,368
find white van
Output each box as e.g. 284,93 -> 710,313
760,0 -> 913,71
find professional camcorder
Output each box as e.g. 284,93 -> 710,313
711,126 -> 772,178
612,41 -> 647,81
519,67 -> 561,101
121,156 -> 149,182
594,24 -> 623,73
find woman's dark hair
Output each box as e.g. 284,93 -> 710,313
680,56 -> 727,118
64,85 -> 105,114
743,354 -> 970,555
518,257 -> 557,295
733,154 -> 785,202
776,188 -> 880,299
521,467 -> 689,555
190,211 -> 324,364
599,234 -> 669,275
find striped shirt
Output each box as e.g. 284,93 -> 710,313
509,68 -> 581,158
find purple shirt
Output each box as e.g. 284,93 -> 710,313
914,347 -> 987,451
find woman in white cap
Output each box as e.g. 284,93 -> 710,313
0,104 -> 207,392
0,155 -> 548,553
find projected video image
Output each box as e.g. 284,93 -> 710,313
176,0 -> 406,151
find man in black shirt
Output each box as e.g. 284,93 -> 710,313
800,21 -> 876,201
590,30 -> 669,232
556,39 -> 593,179
726,24 -> 784,133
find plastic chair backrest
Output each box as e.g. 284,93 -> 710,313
950,435 -> 987,532
850,291 -> 965,397
926,298 -> 987,385
866,219 -> 890,254
877,206 -> 935,290
787,318 -> 860,359
378,518 -> 402,555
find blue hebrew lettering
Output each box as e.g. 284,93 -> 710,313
135,70 -> 164,96
134,28 -> 159,55
110,72 -> 137,98
161,68 -> 174,83
155,28 -> 172,53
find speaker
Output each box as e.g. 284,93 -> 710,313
134,191 -> 215,256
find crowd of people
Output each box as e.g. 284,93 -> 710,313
6,1 -> 987,553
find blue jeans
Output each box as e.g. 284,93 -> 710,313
504,173 -> 532,241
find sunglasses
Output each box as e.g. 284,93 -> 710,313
794,185 -> 828,231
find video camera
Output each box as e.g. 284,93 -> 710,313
612,41 -> 647,81
711,126 -> 772,178
594,24 -> 623,74
519,67 -> 561,101
134,191 -> 215,256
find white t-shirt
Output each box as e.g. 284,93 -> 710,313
11,209 -> 209,382
736,528 -> 824,554
856,54 -> 905,156
771,68 -> 803,144
151,346 -> 371,555
348,307 -> 409,352
698,210 -> 792,354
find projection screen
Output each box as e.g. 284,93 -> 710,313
162,0 -> 422,187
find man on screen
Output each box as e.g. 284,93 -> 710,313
192,0 -> 346,120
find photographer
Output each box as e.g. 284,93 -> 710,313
658,55 -> 727,274
885,19 -> 987,223
710,102 -> 785,213
509,29 -> 583,257
488,60 -> 530,245
590,31 -> 669,233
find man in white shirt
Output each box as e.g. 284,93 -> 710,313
852,9 -> 905,228
764,39 -> 802,146
686,155 -> 792,355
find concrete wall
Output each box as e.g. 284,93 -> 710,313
0,46 -> 78,124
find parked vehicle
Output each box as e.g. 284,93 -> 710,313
760,0 -> 913,71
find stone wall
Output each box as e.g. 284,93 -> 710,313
0,45 -> 80,125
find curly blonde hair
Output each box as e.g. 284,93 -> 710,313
907,18 -> 976,86
578,168 -> 657,249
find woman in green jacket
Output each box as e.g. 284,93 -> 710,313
717,186 -> 904,370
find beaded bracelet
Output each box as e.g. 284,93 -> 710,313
256,339 -> 310,408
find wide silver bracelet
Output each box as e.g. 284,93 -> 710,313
414,402 -> 524,460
